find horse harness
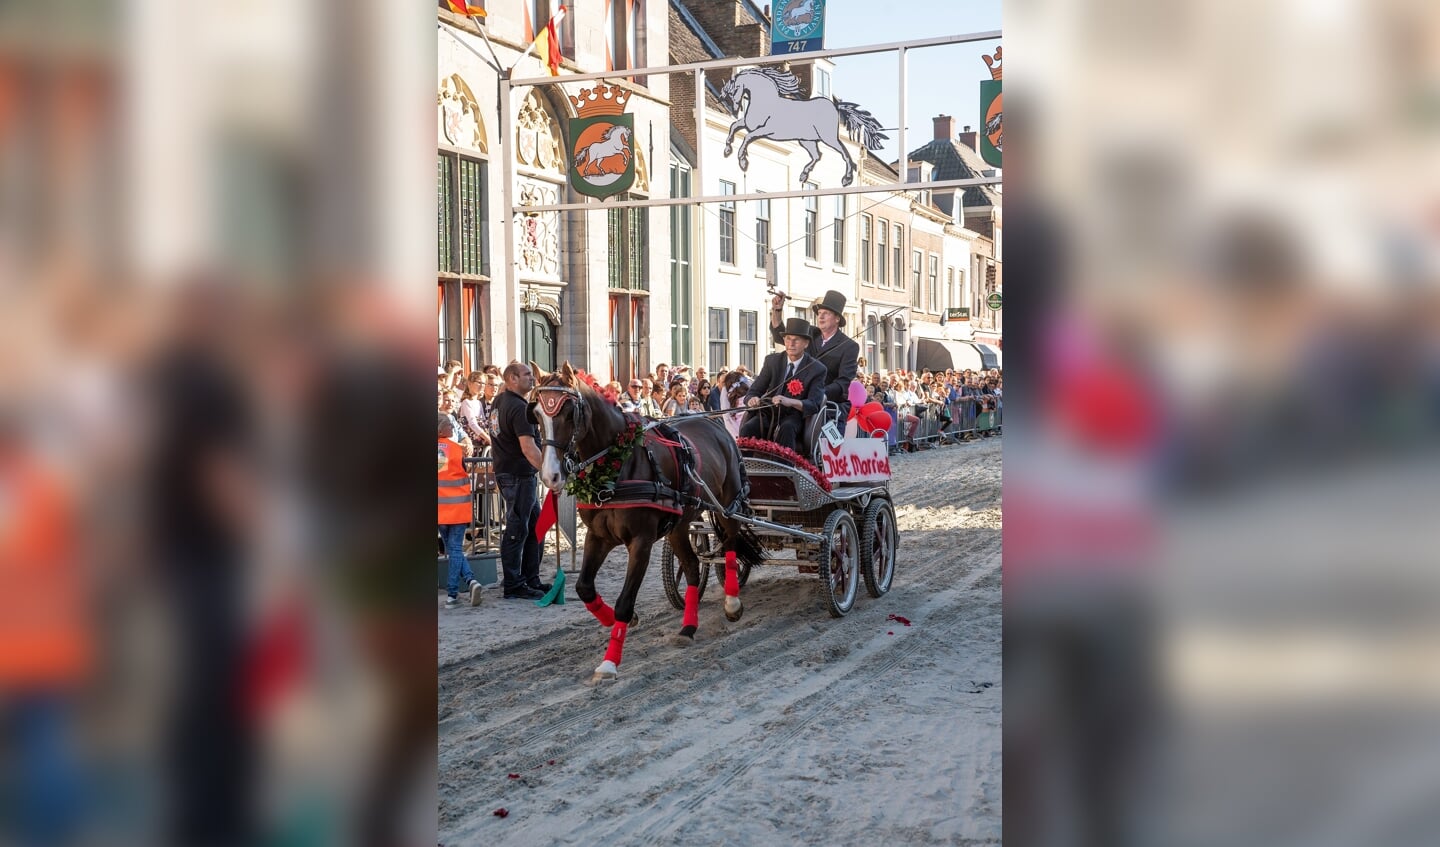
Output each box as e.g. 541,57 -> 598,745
533,386 -> 699,534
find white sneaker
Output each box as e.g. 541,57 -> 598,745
444,596 -> 461,609
469,579 -> 483,606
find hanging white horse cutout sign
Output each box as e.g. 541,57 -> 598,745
721,66 -> 888,186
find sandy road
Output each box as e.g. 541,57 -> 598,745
438,438 -> 1001,846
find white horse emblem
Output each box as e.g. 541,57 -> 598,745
784,0 -> 816,26
721,67 -> 887,186
572,124 -> 633,185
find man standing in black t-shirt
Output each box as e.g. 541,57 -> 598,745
492,362 -> 548,599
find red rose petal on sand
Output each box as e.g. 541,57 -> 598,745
887,614 -> 912,627
507,773 -> 520,779
887,631 -> 894,635
548,759 -> 556,765
493,808 -> 509,818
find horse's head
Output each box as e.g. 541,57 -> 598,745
531,361 -> 593,492
720,76 -> 743,115
610,125 -> 631,144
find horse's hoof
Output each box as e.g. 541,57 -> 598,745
723,145 -> 732,156
668,632 -> 695,647
842,175 -> 854,187
588,660 -> 618,685
724,599 -> 744,622
724,608 -> 743,622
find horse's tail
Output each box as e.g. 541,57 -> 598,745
835,99 -> 889,152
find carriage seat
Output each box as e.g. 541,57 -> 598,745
798,400 -> 843,466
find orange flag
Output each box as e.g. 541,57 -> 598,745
446,0 -> 487,17
529,5 -> 567,76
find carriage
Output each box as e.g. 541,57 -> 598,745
531,364 -> 899,681
657,406 -> 898,618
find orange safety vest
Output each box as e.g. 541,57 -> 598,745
437,439 -> 472,525
0,455 -> 92,687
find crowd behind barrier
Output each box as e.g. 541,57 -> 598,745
439,360 -> 1000,574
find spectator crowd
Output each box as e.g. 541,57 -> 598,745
438,356 -> 1000,458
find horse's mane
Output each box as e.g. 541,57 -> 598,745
738,66 -> 803,99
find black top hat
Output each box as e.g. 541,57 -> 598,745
780,317 -> 814,339
810,290 -> 847,327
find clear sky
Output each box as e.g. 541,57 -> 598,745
807,0 -> 1002,163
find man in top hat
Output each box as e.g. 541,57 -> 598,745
740,317 -> 827,453
770,290 -> 860,420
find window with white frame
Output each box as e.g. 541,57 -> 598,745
928,254 -> 940,312
911,249 -> 922,307
893,224 -> 904,291
876,220 -> 888,286
831,195 -> 845,265
859,214 -> 872,283
754,195 -> 770,268
708,307 -> 729,372
719,180 -> 736,265
738,310 -> 758,372
803,184 -> 818,260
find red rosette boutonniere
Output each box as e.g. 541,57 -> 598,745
786,378 -> 804,397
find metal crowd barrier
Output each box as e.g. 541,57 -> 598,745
461,453 -> 504,555
877,395 -> 1003,450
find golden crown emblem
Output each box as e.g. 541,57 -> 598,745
569,83 -> 632,117
982,46 -> 1002,80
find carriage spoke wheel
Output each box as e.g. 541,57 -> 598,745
817,511 -> 860,617
861,499 -> 898,598
659,540 -> 710,611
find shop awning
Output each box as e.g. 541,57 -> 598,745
972,343 -> 1001,369
915,338 -> 984,373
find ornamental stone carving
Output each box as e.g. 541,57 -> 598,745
515,90 -> 563,175
438,74 -> 487,152
517,179 -> 561,277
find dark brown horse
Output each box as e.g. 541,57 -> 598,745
532,362 -> 765,683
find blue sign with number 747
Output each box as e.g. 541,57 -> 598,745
771,0 -> 826,55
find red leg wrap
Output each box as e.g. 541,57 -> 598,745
585,595 -> 616,627
683,585 -> 700,628
603,621 -> 628,666
724,550 -> 739,597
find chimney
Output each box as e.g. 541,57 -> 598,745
958,124 -> 979,152
933,114 -> 955,141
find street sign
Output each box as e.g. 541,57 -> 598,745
771,0 -> 826,55
986,292 -> 1002,311
948,307 -> 970,321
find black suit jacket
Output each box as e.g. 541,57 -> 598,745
769,322 -> 859,413
743,352 -> 827,419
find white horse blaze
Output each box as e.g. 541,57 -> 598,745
537,408 -> 563,489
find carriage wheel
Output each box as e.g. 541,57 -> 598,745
817,511 -> 860,617
659,540 -> 710,611
860,498 -> 898,598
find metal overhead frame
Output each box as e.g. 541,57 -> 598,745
489,27 -> 1001,360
